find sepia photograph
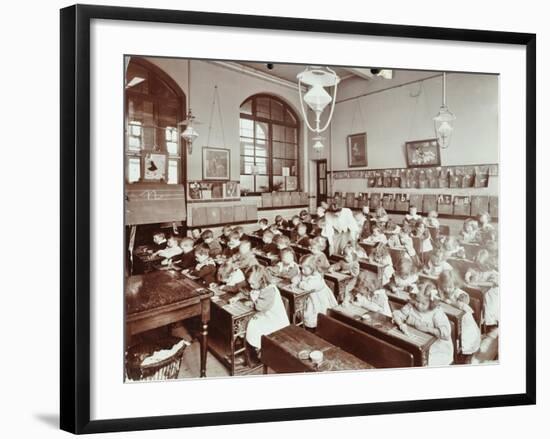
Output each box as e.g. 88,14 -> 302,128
123,56 -> 500,381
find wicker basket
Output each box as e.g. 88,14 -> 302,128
125,336 -> 187,381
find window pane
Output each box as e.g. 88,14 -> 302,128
240,118 -> 254,137
255,157 -> 268,175
272,158 -> 282,176
255,175 -> 269,192
256,97 -> 270,119
255,139 -> 267,157
241,156 -> 255,174
255,121 -> 268,140
240,99 -> 252,115
167,160 -> 179,184
240,174 -> 254,193
285,160 -> 298,176
240,138 -> 255,156
285,127 -> 297,143
128,158 -> 141,183
285,108 -> 297,124
273,176 -> 285,191
272,124 -> 284,142
272,141 -> 284,158
286,143 -> 297,160
271,99 -> 284,122
165,127 -> 179,155
128,135 -> 141,151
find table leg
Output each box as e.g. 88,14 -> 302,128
263,364 -> 268,374
200,322 -> 208,377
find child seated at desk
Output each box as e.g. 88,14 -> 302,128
201,229 -> 222,258
274,215 -> 288,229
393,224 -> 419,265
234,226 -> 245,241
351,272 -> 392,317
441,236 -> 466,260
231,240 -> 259,271
244,265 -> 290,367
293,223 -> 310,248
403,205 -> 422,225
269,247 -> 300,281
222,230 -> 241,258
259,230 -> 278,256
425,210 -> 440,228
465,249 -> 499,328
369,242 -> 395,286
289,215 -> 301,231
174,237 -> 196,270
254,218 -> 269,237
309,236 -> 331,273
152,232 -> 168,252
412,220 -> 433,264
423,249 -> 453,278
187,244 -> 217,286
329,245 -> 360,301
274,234 -> 294,261
190,228 -> 203,245
268,224 -> 282,237
392,281 -> 454,366
310,216 -> 325,238
458,218 -> 479,244
217,259 -> 247,294
362,224 -> 388,245
476,212 -> 496,244
155,235 -> 183,262
438,270 -> 481,358
373,206 -> 389,226
298,254 -> 338,330
389,256 -> 419,296
218,225 -> 233,248
385,221 -> 402,247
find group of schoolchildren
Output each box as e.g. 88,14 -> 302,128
145,203 -> 499,368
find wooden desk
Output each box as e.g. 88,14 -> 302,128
125,271 -> 213,377
132,246 -> 163,274
253,250 -> 278,267
261,325 -> 373,374
447,257 -> 476,279
388,247 -> 407,266
328,304 -> 436,366
291,244 -> 311,261
245,233 -> 263,249
275,279 -> 312,327
324,270 -> 354,303
461,243 -> 482,261
359,242 -> 375,256
208,292 -> 257,376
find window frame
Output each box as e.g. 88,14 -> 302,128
239,94 -> 300,195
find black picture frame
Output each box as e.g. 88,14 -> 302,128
60,4 -> 536,434
405,138 -> 441,168
347,132 -> 368,167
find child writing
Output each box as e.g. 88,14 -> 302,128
298,254 -> 339,330
155,235 -> 183,263
351,272 -> 392,317
438,270 -> 481,359
293,222 -> 311,248
243,265 -> 290,367
362,224 -> 388,245
217,259 -> 247,294
423,249 -> 453,278
458,218 -> 478,244
403,205 -> 422,225
389,256 -> 419,297
258,230 -> 278,256
392,281 -> 454,366
441,236 -> 466,260
254,218 -> 269,236
222,230 -> 241,258
373,206 -> 389,226
269,247 -> 301,281
231,239 -> 259,271
173,237 -> 196,270
274,234 -> 294,262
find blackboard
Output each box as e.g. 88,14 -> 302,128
125,184 -> 186,225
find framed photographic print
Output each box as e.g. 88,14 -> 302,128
61,4 -> 535,435
406,138 -> 441,168
143,152 -> 167,182
347,132 -> 368,167
202,147 -> 230,180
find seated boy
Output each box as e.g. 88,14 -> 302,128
152,232 -> 167,252
190,228 -> 203,245
188,244 -> 217,286
222,230 -> 241,258
259,230 -> 278,255
155,235 -> 182,261
231,239 -> 259,271
254,218 -> 269,237
293,223 -> 310,248
173,237 -> 196,270
201,229 -> 222,257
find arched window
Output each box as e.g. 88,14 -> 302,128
239,94 -> 299,193
125,57 -> 185,185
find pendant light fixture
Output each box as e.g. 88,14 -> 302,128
180,60 -> 199,154
433,72 -> 455,149
297,66 -> 340,152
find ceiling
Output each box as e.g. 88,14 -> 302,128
238,62 -> 356,84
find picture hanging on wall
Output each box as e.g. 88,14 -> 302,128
142,152 -> 167,181
224,181 -> 240,198
347,132 -> 368,167
202,147 -> 230,180
405,138 -> 441,168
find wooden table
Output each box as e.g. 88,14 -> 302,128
261,324 -> 373,374
125,271 -> 213,377
132,245 -> 163,274
207,291 -> 257,376
253,250 -> 278,267
324,270 -> 354,303
328,304 -> 436,366
274,279 -> 312,327
245,233 -> 263,249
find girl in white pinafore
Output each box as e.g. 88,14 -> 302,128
392,282 -> 454,366
245,265 -> 290,350
298,254 -> 338,329
465,249 -> 499,327
438,270 -> 481,356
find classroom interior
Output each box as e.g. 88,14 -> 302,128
124,56 -> 499,381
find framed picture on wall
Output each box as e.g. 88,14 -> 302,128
405,138 -> 441,168
347,132 -> 367,167
142,152 -> 167,181
202,147 -> 230,180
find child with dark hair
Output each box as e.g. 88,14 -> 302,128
274,215 -> 288,229
219,225 -> 233,248
254,218 -> 269,236
174,237 -> 196,270
293,223 -> 310,248
259,230 -> 278,255
201,229 -> 222,257
392,281 -> 454,366
152,232 -> 168,252
187,244 -> 217,286
217,259 -> 247,294
190,228 -> 203,245
222,230 -> 241,258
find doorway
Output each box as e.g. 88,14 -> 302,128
316,159 -> 327,207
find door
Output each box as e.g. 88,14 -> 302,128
316,159 -> 327,207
